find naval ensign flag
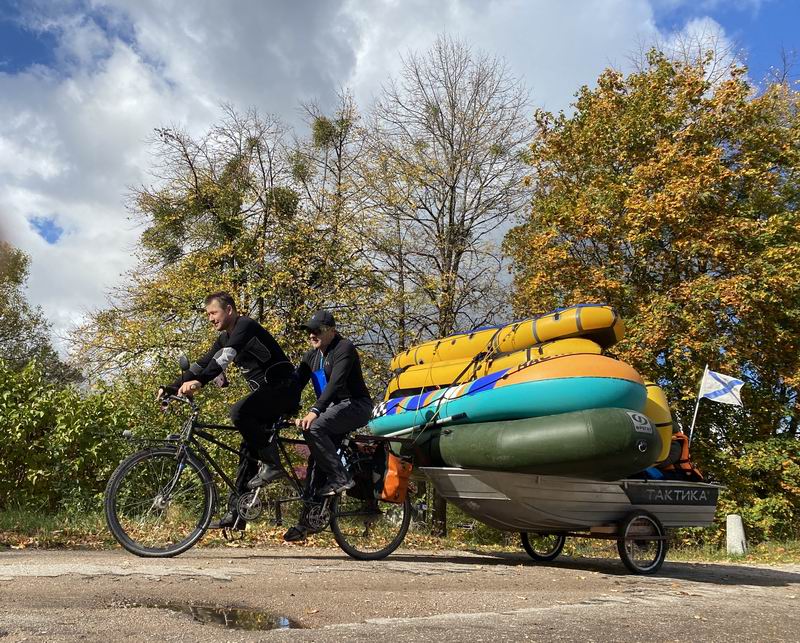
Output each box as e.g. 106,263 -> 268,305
699,368 -> 745,406
688,365 -> 745,442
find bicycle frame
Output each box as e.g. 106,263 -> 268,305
156,395 -> 314,503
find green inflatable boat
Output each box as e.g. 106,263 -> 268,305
407,408 -> 662,481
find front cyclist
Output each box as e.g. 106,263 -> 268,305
163,291 -> 300,530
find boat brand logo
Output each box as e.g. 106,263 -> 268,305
625,485 -> 719,506
626,411 -> 653,434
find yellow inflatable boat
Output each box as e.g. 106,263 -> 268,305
384,337 -> 602,400
644,382 -> 674,463
390,304 -> 624,371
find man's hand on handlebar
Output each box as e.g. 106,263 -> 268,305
157,385 -> 177,401
295,411 -> 318,432
177,380 -> 201,398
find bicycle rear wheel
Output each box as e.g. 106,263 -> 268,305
330,493 -> 411,560
104,447 -> 215,557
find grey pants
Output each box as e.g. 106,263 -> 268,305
307,397 -> 373,484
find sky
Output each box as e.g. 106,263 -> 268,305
0,0 -> 798,354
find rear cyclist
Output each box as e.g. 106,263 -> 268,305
249,310 -> 373,540
162,291 -> 300,530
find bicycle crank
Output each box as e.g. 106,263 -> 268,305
304,502 -> 331,532
237,490 -> 264,521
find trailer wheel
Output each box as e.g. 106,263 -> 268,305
520,532 -> 566,562
616,511 -> 667,574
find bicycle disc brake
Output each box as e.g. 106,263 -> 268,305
236,491 -> 264,521
304,502 -> 331,532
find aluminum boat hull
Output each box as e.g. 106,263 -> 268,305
421,467 -> 720,531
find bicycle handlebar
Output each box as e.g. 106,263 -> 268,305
160,393 -> 198,412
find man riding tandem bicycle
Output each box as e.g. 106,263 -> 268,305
103,292 -> 413,559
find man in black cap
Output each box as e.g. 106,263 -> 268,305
249,310 -> 372,505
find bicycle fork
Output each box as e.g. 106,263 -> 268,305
152,451 -> 190,511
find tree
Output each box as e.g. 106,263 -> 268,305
364,35 -> 531,348
505,51 -> 800,470
287,90 -> 388,368
0,242 -> 80,383
73,102 -> 389,403
363,36 -> 531,534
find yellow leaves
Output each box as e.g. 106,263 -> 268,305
508,51 -> 800,454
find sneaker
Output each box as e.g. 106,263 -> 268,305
247,464 -> 287,489
337,478 -> 356,493
283,525 -> 309,542
283,525 -> 312,543
209,510 -> 246,530
318,478 -> 356,497
283,523 -> 325,542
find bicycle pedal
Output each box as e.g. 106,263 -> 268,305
221,527 -> 246,541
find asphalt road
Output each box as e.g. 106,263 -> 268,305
1,547 -> 798,642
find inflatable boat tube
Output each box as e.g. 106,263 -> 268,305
390,304 -> 624,371
384,337 -> 602,400
644,382 -> 674,462
409,408 -> 662,481
369,354 -> 646,436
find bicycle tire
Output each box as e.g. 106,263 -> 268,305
520,532 -> 567,562
616,510 -> 668,575
104,446 -> 216,557
330,493 -> 411,560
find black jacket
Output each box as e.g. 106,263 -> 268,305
178,316 -> 294,388
296,333 -> 371,414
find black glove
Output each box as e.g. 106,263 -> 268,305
158,384 -> 179,399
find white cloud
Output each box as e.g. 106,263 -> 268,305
662,16 -> 744,79
345,0 -> 660,112
0,0 -> 738,355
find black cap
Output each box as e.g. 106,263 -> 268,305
300,310 -> 336,332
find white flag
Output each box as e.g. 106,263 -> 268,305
699,369 -> 744,407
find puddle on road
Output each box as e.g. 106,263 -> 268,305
147,603 -> 302,630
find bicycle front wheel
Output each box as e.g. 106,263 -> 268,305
330,493 -> 411,560
104,447 -> 215,557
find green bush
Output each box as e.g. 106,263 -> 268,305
0,360 -> 131,512
714,438 -> 800,542
0,358 -> 254,514
678,437 -> 800,545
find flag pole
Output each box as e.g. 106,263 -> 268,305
688,364 -> 708,445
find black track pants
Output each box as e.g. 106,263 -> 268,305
306,398 -> 373,484
228,379 -> 299,497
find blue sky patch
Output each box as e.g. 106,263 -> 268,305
0,9 -> 58,72
29,216 -> 64,244
0,2 -> 137,73
654,0 -> 800,83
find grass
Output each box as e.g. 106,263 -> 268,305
2,507 -> 799,565
667,540 -> 800,565
0,507 -> 113,550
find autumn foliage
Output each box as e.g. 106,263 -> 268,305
504,51 -> 800,539
507,53 -> 799,436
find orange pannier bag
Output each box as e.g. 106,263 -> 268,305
380,451 -> 413,503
